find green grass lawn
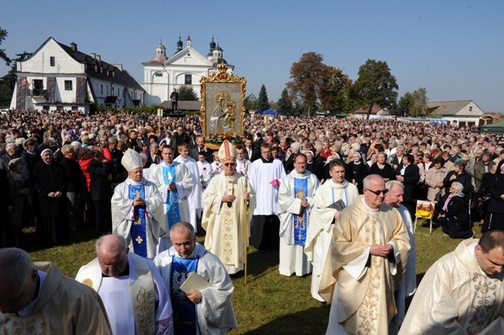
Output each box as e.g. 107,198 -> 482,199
24,219 -> 475,335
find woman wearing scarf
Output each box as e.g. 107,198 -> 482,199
435,181 -> 473,239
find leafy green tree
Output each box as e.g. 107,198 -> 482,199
320,66 -> 352,113
0,28 -> 11,66
348,59 -> 398,119
257,84 -> 270,111
397,92 -> 413,117
287,52 -> 326,116
178,85 -> 199,101
277,88 -> 293,115
397,88 -> 428,117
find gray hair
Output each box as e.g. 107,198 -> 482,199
385,180 -> 404,191
451,181 -> 464,193
96,234 -> 128,254
0,248 -> 35,288
363,174 -> 385,189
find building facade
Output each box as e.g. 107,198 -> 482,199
10,37 -> 145,114
142,36 -> 233,106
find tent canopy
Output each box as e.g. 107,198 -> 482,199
480,119 -> 504,134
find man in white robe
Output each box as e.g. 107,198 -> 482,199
196,152 -> 212,219
174,143 -> 202,232
384,180 -> 416,335
150,146 -> 193,251
155,222 -> 237,334
0,248 -> 112,334
277,153 -> 319,276
76,235 -> 174,335
399,231 -> 504,334
235,145 -> 251,177
248,143 -> 286,249
111,149 -> 165,259
305,159 -> 359,301
202,140 -> 255,274
321,174 -> 410,335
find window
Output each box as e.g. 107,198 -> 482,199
469,106 -> 473,112
100,84 -> 103,94
185,74 -> 192,85
50,57 -> 55,67
64,80 -> 73,91
32,79 -> 44,95
155,72 -> 163,77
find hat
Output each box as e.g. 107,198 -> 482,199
121,148 -> 143,172
218,140 -> 237,163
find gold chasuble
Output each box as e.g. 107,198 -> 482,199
320,199 -> 410,335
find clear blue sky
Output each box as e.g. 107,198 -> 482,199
2,0 -> 503,112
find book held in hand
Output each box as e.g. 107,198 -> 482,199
179,272 -> 211,293
327,199 -> 346,211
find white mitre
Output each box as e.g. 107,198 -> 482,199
121,148 -> 142,172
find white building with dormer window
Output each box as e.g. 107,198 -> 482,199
142,36 -> 234,106
9,37 -> 145,113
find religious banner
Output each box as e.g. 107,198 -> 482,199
200,62 -> 246,140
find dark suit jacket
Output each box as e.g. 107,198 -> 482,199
396,163 -> 420,202
246,147 -> 261,162
190,146 -> 213,163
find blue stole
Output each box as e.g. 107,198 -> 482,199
128,185 -> 147,258
293,177 -> 308,246
162,165 -> 181,229
171,256 -> 199,335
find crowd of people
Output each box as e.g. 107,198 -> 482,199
1,108 -> 504,333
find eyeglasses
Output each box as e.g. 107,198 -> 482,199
224,163 -> 235,167
365,188 -> 388,196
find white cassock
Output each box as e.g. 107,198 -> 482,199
150,161 -> 193,252
399,239 -> 504,334
277,169 -> 319,276
390,204 -> 417,335
76,253 -> 174,335
304,179 -> 359,301
248,158 -> 286,216
111,177 -> 165,259
174,155 -> 202,229
196,160 -> 212,216
154,243 -> 238,334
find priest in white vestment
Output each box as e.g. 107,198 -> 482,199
248,143 -> 286,249
399,231 -> 504,335
76,235 -> 174,335
150,146 -> 193,251
384,180 -> 417,335
321,174 -> 410,335
277,153 -> 319,276
155,222 -> 237,334
305,159 -> 358,301
0,248 -> 112,334
111,149 -> 165,259
174,143 -> 202,232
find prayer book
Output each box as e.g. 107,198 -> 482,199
327,199 -> 346,211
180,272 -> 211,293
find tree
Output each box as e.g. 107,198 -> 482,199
244,93 -> 257,111
0,51 -> 32,107
257,84 -> 270,111
0,28 -> 11,66
397,88 -> 428,117
286,52 -> 327,116
319,66 -> 352,113
178,85 -> 198,101
277,88 -> 293,115
348,59 -> 398,119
